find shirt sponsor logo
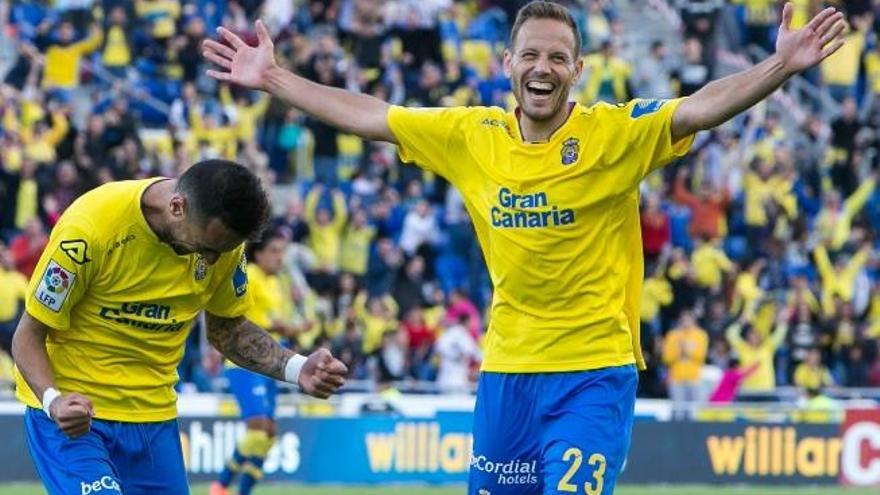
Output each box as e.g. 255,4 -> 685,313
233,253 -> 248,297
60,239 -> 91,265
35,260 -> 75,312
490,187 -> 576,229
630,99 -> 665,119
80,476 -> 121,494
561,137 -> 579,165
471,455 -> 539,486
98,302 -> 187,332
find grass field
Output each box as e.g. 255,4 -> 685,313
1,484 -> 878,494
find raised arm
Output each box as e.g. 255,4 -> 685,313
202,20 -> 396,144
330,189 -> 348,230
671,4 -> 845,141
725,321 -> 746,352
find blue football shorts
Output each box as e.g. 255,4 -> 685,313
469,364 -> 638,495
24,407 -> 189,495
225,367 -> 278,420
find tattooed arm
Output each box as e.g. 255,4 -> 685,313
205,313 -> 348,398
205,314 -> 293,380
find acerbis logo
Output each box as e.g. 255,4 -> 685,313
80,476 -> 121,494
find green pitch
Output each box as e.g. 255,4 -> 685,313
1,484 -> 879,494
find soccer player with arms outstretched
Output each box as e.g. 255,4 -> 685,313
12,160 -> 348,495
203,2 -> 845,493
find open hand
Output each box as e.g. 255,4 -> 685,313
202,20 -> 277,90
776,3 -> 846,75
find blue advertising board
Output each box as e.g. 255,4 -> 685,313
0,413 -> 847,486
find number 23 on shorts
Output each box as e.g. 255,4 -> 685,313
556,448 -> 607,495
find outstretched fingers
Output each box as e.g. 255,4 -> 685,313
819,20 -> 847,46
217,26 -> 247,50
781,2 -> 793,31
255,19 -> 272,46
821,38 -> 846,59
203,39 -> 236,60
806,7 -> 838,33
206,69 -> 232,81
203,50 -> 232,70
815,11 -> 845,39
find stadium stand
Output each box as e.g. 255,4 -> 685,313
0,0 -> 879,417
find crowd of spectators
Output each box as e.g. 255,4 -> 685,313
1,0 -> 880,407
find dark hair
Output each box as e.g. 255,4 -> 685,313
510,1 -> 581,57
177,159 -> 270,241
246,227 -> 287,262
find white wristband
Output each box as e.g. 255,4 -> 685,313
284,354 -> 308,386
42,388 -> 61,419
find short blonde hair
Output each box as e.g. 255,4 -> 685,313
510,1 -> 581,57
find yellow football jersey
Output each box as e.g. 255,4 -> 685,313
15,178 -> 251,422
388,99 -> 693,372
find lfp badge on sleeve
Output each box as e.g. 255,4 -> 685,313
35,260 -> 75,312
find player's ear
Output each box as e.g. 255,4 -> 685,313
169,194 -> 186,219
572,55 -> 584,84
502,49 -> 513,78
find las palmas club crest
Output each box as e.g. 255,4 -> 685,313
561,137 -> 579,166
194,255 -> 208,281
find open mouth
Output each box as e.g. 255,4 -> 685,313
525,80 -> 555,97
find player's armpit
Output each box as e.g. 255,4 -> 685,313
205,313 -> 294,381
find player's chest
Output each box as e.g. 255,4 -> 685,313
459,159 -> 627,235
92,249 -> 220,315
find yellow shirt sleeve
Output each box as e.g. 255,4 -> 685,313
243,264 -> 273,329
725,323 -> 745,353
387,105 -> 479,182
332,192 -> 348,230
25,214 -> 100,330
74,26 -> 103,55
600,98 -> 695,188
204,245 -> 253,318
304,187 -> 320,225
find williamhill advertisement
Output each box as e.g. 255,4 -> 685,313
178,409 -> 880,486
179,413 -> 474,483
0,409 -> 877,486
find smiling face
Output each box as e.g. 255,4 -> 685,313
504,18 -> 582,126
